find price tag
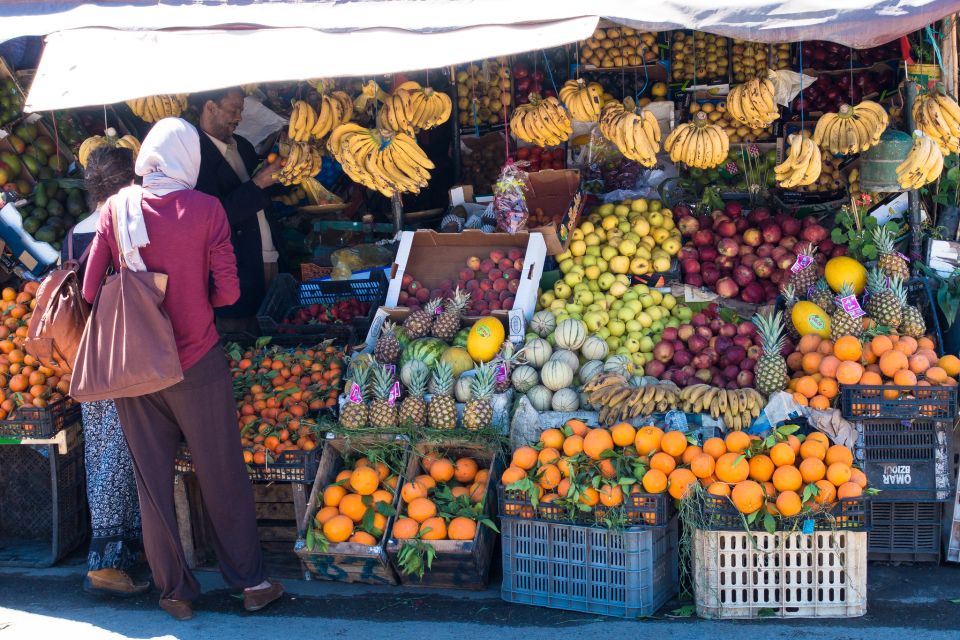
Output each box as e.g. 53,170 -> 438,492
495,362 -> 508,384
435,305 -> 444,315
665,410 -> 688,432
802,519 -> 815,535
895,251 -> 911,262
388,381 -> 401,406
790,254 -> 813,273
806,286 -> 815,299
348,382 -> 363,404
839,295 -> 866,319
384,364 -> 396,378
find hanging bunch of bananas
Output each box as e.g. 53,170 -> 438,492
313,91 -> 354,140
288,100 -> 317,142
726,75 -> 780,128
126,94 -> 189,123
598,102 -> 661,167
78,128 -> 141,167
509,93 -> 573,147
559,78 -> 603,122
774,133 -> 822,188
812,101 -> 888,155
911,87 -> 960,155
327,123 -> 435,198
896,132 -> 944,190
663,112 -> 730,169
354,80 -> 391,114
274,140 -> 323,186
378,81 -> 452,134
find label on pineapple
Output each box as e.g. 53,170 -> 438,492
839,295 -> 866,319
895,251 -> 911,262
435,305 -> 443,315
790,254 -> 813,273
808,315 -> 826,331
495,362 -> 508,384
384,364 -> 396,377
348,382 -> 363,404
388,381 -> 401,406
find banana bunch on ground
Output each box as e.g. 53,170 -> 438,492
812,101 -> 888,155
509,94 -> 573,147
126,95 -> 188,123
774,133 -> 822,188
559,79 -> 603,122
328,123 -> 434,197
274,141 -> 323,186
896,132 -> 944,190
726,76 -> 779,128
378,82 -> 452,134
663,112 -> 730,169
911,88 -> 960,155
78,128 -> 141,167
678,384 -> 765,431
583,373 -> 682,425
598,102 -> 661,167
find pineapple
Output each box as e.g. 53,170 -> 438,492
753,310 -> 788,395
428,361 -> 457,430
368,364 -> 398,430
865,269 -> 902,328
463,363 -> 495,431
780,283 -> 800,340
374,320 -> 401,364
432,288 -> 470,341
339,364 -> 369,430
404,298 -> 441,339
809,278 -> 836,315
873,226 -> 910,280
788,243 -> 820,294
895,282 -> 926,337
830,282 -> 863,340
398,363 -> 428,428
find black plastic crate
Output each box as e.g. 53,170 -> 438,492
499,484 -> 671,527
0,396 -> 81,438
868,500 -> 941,563
175,441 -> 320,484
257,272 -> 387,338
0,429 -> 88,567
854,419 -> 955,501
693,494 -> 870,532
221,326 -> 356,350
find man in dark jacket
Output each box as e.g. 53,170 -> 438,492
193,87 -> 283,333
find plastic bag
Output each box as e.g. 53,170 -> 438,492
573,128 -> 645,194
493,162 -> 530,233
330,244 -> 395,280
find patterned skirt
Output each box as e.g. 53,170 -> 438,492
82,399 -> 142,571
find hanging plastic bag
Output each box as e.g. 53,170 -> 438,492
330,244 -> 396,280
493,162 -> 530,233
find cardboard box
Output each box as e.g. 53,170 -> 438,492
524,169 -> 585,256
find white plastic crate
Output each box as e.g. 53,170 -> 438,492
693,528 -> 867,619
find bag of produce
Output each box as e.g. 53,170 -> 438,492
493,161 -> 530,233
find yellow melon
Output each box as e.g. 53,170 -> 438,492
466,317 -> 505,362
824,257 -> 867,295
792,301 -> 831,338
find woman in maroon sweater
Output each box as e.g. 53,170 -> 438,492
83,118 -> 283,620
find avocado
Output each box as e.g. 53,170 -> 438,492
34,182 -> 47,207
22,217 -> 41,234
45,181 -> 59,199
25,146 -> 46,165
20,154 -> 39,175
66,190 -> 84,216
34,137 -> 55,156
34,226 -> 56,243
47,215 -> 66,231
32,206 -> 48,222
38,167 -> 54,180
46,199 -> 64,217
0,152 -> 21,176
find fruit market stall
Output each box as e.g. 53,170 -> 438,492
2,0 -> 960,621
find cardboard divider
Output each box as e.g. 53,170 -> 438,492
524,169 -> 585,256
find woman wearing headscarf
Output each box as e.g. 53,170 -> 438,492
82,118 -> 283,620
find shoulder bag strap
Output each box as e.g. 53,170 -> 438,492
66,228 -> 75,262
109,198 -> 128,271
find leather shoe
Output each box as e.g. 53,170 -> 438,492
159,598 -> 193,621
84,568 -> 151,598
243,580 -> 284,612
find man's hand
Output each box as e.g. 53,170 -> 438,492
252,155 -> 284,189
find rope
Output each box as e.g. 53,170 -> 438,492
925,26 -> 946,74
541,50 -> 559,97
799,39 -> 805,134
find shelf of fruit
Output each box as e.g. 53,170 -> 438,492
576,25 -> 660,70
669,31 -> 730,84
455,59 -> 511,132
731,40 -> 791,83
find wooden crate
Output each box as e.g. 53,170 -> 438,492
386,440 -> 503,590
296,435 -> 409,585
174,476 -> 308,580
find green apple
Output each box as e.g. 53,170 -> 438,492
624,336 -> 641,353
630,198 -> 649,213
647,211 -> 664,227
674,305 -> 693,321
631,355 -> 646,372
598,203 -> 615,215
639,336 -> 655,352
574,289 -> 594,306
614,204 -> 630,217
650,290 -> 663,305
616,346 -> 632,357
565,303 -> 583,314
616,274 -> 631,286
608,319 -> 626,337
618,221 -> 631,233
651,320 -> 665,332
625,300 -> 643,315
606,336 -> 619,351
559,258 -> 574,274
597,272 -> 616,291
539,291 -> 556,307
640,294 -> 655,308
582,255 -> 597,268
553,281 -> 571,299
556,249 -> 573,262
626,320 -> 643,334
597,327 -> 611,340
609,281 -> 628,298
648,306 -> 663,321
662,293 -> 677,310
622,290 -> 638,302
650,200 -> 662,212
618,239 -> 637,257
596,258 -> 608,273
584,265 -> 601,281
564,271 -> 583,287
584,245 -> 600,257
617,307 -> 635,322
587,280 -> 600,293
666,317 -> 680,329
600,245 -> 619,262
633,284 -> 650,296
637,312 -> 653,328
584,311 -> 604,332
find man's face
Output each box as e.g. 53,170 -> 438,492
202,91 -> 244,142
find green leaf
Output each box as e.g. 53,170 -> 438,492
862,245 -> 878,260
865,216 -> 878,229
947,166 -> 959,183
666,604 -> 696,618
757,608 -> 778,618
255,336 -> 273,349
763,512 -> 776,534
830,229 -> 846,244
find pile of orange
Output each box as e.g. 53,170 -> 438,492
392,452 -> 490,542
312,457 -> 400,545
785,333 -> 957,411
502,419 -> 869,520
0,283 -> 72,421
228,342 -> 344,465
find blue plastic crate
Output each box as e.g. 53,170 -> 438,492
501,516 -> 678,619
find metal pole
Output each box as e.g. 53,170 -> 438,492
904,80 -> 923,269
450,65 -> 461,183
391,193 -> 403,233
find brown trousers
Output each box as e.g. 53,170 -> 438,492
114,345 -> 266,601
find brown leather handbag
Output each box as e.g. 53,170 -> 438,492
24,230 -> 92,373
69,202 -> 184,402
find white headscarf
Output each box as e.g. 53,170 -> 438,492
110,117 -> 200,271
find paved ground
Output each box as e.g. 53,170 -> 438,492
1,559 -> 960,640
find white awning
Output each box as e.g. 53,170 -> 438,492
24,18 -> 599,112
